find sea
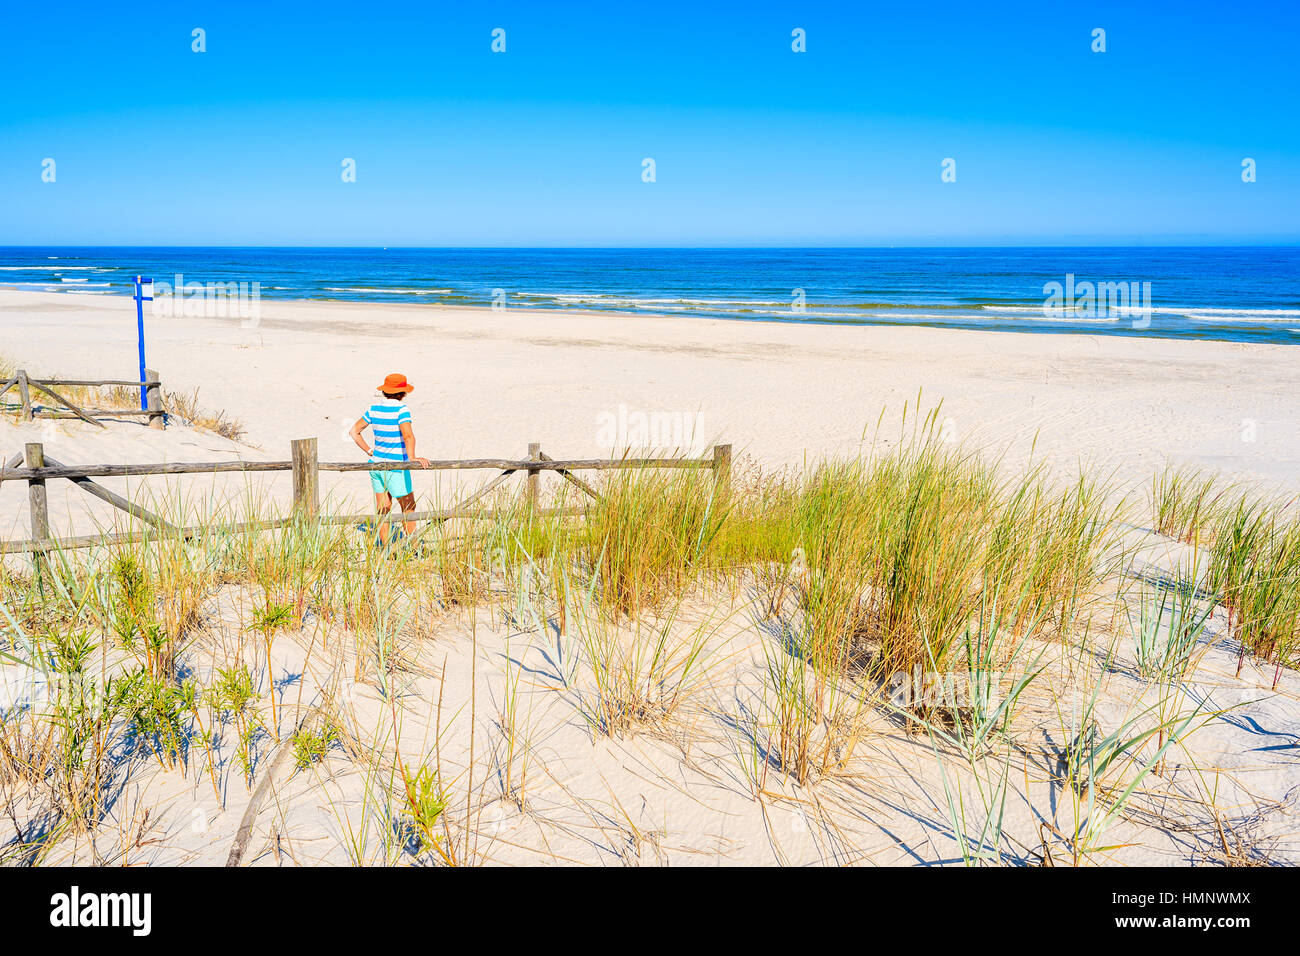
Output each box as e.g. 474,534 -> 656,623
1,246 -> 1297,344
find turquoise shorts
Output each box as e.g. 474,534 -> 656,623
370,466 -> 414,499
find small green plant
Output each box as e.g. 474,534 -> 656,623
247,600 -> 294,733
141,622 -> 171,679
49,629 -> 97,675
398,762 -> 451,861
120,670 -> 187,771
292,722 -> 340,770
111,552 -> 153,627
180,677 -> 221,800
211,665 -> 261,788
1130,584 -> 1213,683
248,601 -> 294,634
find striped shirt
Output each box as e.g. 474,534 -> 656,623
363,398 -> 412,462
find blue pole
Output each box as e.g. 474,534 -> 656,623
134,276 -> 152,410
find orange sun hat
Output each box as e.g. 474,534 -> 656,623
377,373 -> 414,394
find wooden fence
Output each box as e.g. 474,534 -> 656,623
0,438 -> 732,555
0,369 -> 164,430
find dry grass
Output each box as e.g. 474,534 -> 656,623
1149,462 -> 1300,678
0,405 -> 1294,865
159,386 -> 246,441
0,355 -> 244,441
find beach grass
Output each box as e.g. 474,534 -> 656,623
1206,493 -> 1300,681
0,354 -> 244,440
1145,464 -> 1299,679
1151,465 -> 1229,544
2,417 -> 1297,865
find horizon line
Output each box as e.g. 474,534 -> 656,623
2,242 -> 1298,251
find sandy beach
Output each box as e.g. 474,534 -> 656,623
2,289 -> 1297,539
1,289 -> 1298,868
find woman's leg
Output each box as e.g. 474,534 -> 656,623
374,491 -> 393,543
397,492 -> 417,536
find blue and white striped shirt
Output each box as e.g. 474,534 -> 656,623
363,398 -> 412,462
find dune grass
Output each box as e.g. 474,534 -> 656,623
0,354 -> 244,440
1147,464 -> 1299,681
1151,466 -> 1229,544
1,415 -> 1295,864
1207,496 -> 1300,681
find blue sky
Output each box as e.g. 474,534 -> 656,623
1,0 -> 1296,246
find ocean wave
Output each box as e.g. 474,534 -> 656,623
513,296 -> 1129,323
517,292 -> 816,308
987,303 -> 1300,323
1177,309 -> 1300,323
0,265 -> 111,271
1173,307 -> 1300,316
514,297 -> 1130,324
322,286 -> 453,295
518,293 -> 969,310
796,310 -> 1121,323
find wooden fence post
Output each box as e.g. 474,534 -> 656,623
291,438 -> 320,519
712,443 -> 732,505
16,370 -> 32,422
527,442 -> 541,508
25,442 -> 50,575
145,369 -> 163,430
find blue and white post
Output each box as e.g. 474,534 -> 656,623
133,275 -> 153,410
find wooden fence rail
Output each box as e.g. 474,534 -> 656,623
0,369 -> 164,430
0,457 -> 715,481
0,438 -> 731,555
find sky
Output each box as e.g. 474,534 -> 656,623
1,0 -> 1297,246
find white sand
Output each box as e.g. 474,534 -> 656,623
1,289 -> 1297,866
2,289 -> 1297,533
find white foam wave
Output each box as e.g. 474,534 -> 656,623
323,286 -> 453,294
519,292 -> 797,307
1175,307 -> 1300,317
0,265 -> 109,271
1179,309 -> 1300,323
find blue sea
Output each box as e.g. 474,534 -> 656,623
1,246 -> 1297,344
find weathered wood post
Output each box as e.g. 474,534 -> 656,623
145,369 -> 163,430
25,442 -> 50,577
16,370 -> 32,422
291,437 -> 320,519
712,443 -> 732,506
526,442 -> 541,509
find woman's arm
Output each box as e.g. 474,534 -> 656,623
399,421 -> 432,467
349,418 -> 373,457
